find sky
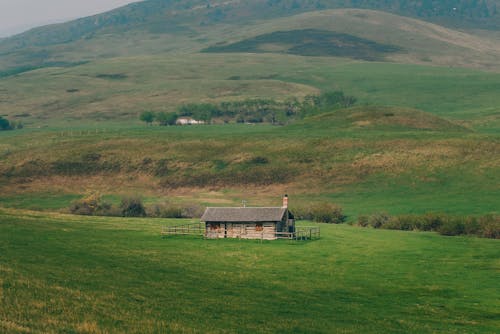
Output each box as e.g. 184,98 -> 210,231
0,0 -> 139,37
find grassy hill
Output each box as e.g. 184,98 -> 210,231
0,208 -> 498,333
0,105 -> 498,217
1,1 -> 500,73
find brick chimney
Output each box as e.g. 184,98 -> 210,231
282,194 -> 288,208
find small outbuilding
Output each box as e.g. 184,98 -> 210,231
201,196 -> 295,240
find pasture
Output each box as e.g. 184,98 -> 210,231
0,208 -> 498,333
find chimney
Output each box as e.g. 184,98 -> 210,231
282,194 -> 288,208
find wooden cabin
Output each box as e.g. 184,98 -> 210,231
201,196 -> 295,240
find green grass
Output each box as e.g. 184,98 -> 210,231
0,193 -> 80,211
0,208 -> 498,333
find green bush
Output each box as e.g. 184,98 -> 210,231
478,215 -> 500,239
69,192 -> 114,216
353,212 -> 498,239
120,196 -> 146,217
368,212 -> 390,228
419,213 -> 444,231
311,203 -> 346,224
357,215 -> 369,227
437,217 -> 465,236
381,216 -> 406,230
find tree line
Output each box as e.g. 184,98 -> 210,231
140,91 -> 357,125
0,116 -> 23,131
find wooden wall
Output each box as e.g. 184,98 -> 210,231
205,222 -> 277,240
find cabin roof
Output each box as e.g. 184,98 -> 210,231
201,207 -> 288,223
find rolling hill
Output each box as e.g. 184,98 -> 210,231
1,0 -> 500,73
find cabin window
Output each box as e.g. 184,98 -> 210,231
209,223 -> 220,231
256,223 -> 263,231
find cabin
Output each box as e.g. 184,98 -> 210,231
201,195 -> 295,240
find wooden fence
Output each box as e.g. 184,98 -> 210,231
161,222 -> 205,237
161,223 -> 320,241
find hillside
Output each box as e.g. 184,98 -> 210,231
3,0 -> 500,50
1,0 -> 500,73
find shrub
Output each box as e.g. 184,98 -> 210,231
357,215 -> 369,227
478,215 -> 500,239
437,217 -> 465,236
381,216 -> 405,230
368,212 -> 390,228
311,203 -> 346,224
70,192 -> 113,216
120,196 -> 146,217
463,217 -> 481,235
149,202 -> 204,218
419,213 -> 444,231
357,212 -> 499,239
182,204 -> 205,218
290,206 -> 314,221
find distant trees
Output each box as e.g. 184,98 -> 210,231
139,111 -> 177,126
0,116 -> 22,131
156,112 -> 178,126
139,91 -> 357,126
139,111 -> 155,125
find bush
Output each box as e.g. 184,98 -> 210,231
356,212 -> 499,239
120,196 -> 146,217
70,192 -> 113,216
368,212 -> 390,228
392,215 -> 419,231
150,203 -> 183,218
311,203 -> 346,224
148,202 -> 204,218
419,213 -> 444,231
478,215 -> 500,239
357,215 -> 369,227
182,204 -> 205,218
437,217 -> 465,236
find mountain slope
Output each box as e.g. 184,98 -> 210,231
1,0 -> 500,57
3,0 -> 500,49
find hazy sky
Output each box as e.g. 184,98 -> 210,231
0,0 -> 139,37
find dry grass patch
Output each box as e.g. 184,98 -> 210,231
0,320 -> 31,333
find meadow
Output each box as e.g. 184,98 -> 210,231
0,208 -> 498,333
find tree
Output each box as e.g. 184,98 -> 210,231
0,117 -> 13,131
156,112 -> 178,126
140,111 -> 155,125
120,196 -> 146,217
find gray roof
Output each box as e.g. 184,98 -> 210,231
201,207 -> 287,223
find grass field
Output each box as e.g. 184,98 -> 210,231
0,208 -> 498,333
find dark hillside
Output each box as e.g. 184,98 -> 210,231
203,29 -> 402,60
